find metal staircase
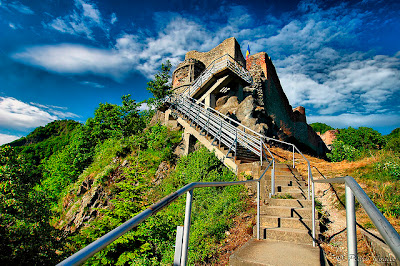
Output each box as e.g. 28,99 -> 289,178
167,94 -> 273,166
182,54 -> 252,97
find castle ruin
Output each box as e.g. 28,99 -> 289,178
170,37 -> 327,157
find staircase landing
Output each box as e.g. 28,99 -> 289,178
230,238 -> 325,266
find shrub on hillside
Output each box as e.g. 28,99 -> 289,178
336,127 -> 385,150
327,140 -> 361,162
310,122 -> 334,134
385,137 -> 400,153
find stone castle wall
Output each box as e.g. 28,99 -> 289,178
185,37 -> 246,68
246,52 -> 326,156
171,37 -> 327,156
172,58 -> 205,94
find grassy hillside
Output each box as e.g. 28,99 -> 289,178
0,99 -> 250,265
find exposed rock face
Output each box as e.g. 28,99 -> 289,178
319,130 -> 338,150
153,161 -> 170,185
60,181 -> 108,233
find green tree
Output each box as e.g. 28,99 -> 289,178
146,60 -> 172,106
336,127 -> 385,150
310,122 -> 334,134
86,94 -> 144,143
0,146 -> 60,264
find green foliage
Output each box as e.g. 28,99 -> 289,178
9,120 -> 79,147
328,127 -> 385,162
374,155 -> 400,181
310,122 -> 334,134
327,140 -> 361,162
0,146 -> 60,264
272,193 -> 294,199
387,127 -> 400,139
385,137 -> 400,153
336,127 -> 385,150
146,60 -> 172,106
67,142 -> 247,265
86,94 -> 145,143
353,152 -> 400,218
370,183 -> 400,218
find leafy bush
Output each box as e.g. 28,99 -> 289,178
327,140 -> 361,162
385,137 -> 400,153
68,146 -> 247,265
375,156 -> 400,181
310,122 -> 334,134
336,127 -> 385,150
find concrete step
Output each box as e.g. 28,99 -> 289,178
267,198 -> 312,208
276,185 -> 307,194
272,191 -> 307,200
266,179 -> 307,187
261,216 -> 317,231
261,206 -> 313,219
229,238 -> 324,266
262,227 -> 313,244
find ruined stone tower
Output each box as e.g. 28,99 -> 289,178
170,37 -> 327,156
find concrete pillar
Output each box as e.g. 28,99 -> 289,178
165,109 -> 172,123
183,130 -> 191,156
205,93 -> 216,108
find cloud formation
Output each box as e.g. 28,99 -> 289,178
0,97 -> 78,130
0,133 -> 20,145
0,0 -> 34,15
308,113 -> 400,129
44,0 -> 107,40
9,0 -> 400,127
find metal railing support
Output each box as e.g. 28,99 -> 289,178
346,184 -> 358,266
181,190 -> 193,265
292,146 -> 295,169
271,159 -> 275,196
257,180 -> 260,240
173,226 -> 184,265
307,164 -> 311,200
311,182 -> 316,247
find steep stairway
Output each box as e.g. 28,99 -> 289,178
230,163 -> 325,265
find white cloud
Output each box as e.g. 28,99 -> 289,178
0,133 -> 20,145
308,113 -> 400,129
1,1 -> 34,15
80,81 -> 104,88
9,1 -> 400,127
44,0 -> 107,40
139,102 -> 149,111
12,44 -> 132,81
0,97 -> 78,130
110,12 -> 117,24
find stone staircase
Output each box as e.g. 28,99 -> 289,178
230,163 -> 325,265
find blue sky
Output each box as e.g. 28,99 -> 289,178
0,0 -> 399,144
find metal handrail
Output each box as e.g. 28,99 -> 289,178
182,54 -> 252,97
170,95 -> 274,163
57,161 -> 274,266
314,176 -> 400,264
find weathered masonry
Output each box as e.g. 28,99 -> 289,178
168,37 -> 327,157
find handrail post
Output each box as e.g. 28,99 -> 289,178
345,184 -> 358,266
292,145 -> 295,169
234,129 -> 238,161
181,190 -> 193,265
219,120 -> 222,146
307,164 -> 311,200
311,181 -> 316,247
260,140 -> 263,166
271,159 -> 275,196
257,180 -> 260,240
